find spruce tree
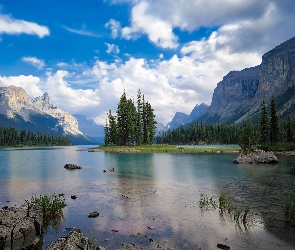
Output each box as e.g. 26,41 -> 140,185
108,110 -> 118,145
104,118 -> 110,145
135,89 -> 143,145
259,97 -> 269,146
239,121 -> 256,154
146,102 -> 157,144
269,95 -> 279,146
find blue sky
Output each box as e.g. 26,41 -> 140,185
0,0 -> 295,125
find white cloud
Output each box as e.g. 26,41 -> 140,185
105,19 -> 121,39
43,70 -> 100,115
62,25 -> 101,37
0,14 -> 49,38
121,1 -> 178,49
22,56 -> 45,70
0,75 -> 42,97
105,43 -> 120,54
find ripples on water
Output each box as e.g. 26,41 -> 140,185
0,146 -> 294,249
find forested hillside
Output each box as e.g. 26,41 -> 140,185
0,126 -> 71,147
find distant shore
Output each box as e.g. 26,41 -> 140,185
94,144 -> 241,153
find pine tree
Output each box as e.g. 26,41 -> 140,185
269,95 -> 279,146
259,97 -> 269,146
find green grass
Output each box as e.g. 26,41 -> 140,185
25,193 -> 66,222
96,144 -> 240,153
284,200 -> 295,226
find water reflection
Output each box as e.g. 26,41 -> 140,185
0,147 -> 295,249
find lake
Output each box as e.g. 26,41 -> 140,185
0,145 -> 294,249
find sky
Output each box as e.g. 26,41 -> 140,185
0,0 -> 295,126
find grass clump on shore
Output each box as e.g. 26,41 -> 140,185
25,193 -> 66,222
284,200 -> 295,226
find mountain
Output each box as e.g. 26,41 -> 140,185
0,86 -> 94,144
167,103 -> 208,129
197,36 -> 295,124
32,92 -> 84,136
74,114 -> 104,144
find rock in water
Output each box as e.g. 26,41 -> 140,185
88,211 -> 99,218
64,163 -> 82,169
233,150 -> 279,164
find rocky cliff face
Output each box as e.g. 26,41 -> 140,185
200,36 -> 295,124
32,93 -> 83,136
0,86 -> 41,121
0,86 -> 85,138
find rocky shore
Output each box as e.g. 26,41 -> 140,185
0,204 -> 43,250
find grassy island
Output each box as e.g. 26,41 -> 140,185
96,144 -> 240,153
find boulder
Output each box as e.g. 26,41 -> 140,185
0,203 -> 43,250
64,163 -> 82,169
233,150 -> 279,164
45,228 -> 89,250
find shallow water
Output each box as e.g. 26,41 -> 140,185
0,146 -> 294,249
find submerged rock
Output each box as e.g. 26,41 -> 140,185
64,163 -> 82,169
233,150 -> 279,164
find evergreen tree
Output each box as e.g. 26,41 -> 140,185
239,121 -> 256,154
269,95 -> 279,146
145,102 -> 157,144
135,89 -> 143,145
108,109 -> 118,145
104,118 -> 110,145
259,97 -> 269,146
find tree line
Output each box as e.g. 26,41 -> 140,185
156,95 -> 295,150
104,89 -> 157,146
0,126 -> 71,147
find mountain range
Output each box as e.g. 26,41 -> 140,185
0,86 -> 98,144
1,36 -> 295,140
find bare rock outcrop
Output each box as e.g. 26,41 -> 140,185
45,228 -> 90,250
0,203 -> 43,250
233,150 -> 279,164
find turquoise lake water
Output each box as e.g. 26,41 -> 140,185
0,145 -> 294,249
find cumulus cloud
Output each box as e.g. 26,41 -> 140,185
105,19 -> 121,39
22,56 -> 45,70
0,75 -> 42,97
0,14 -> 49,38
43,70 -> 100,114
121,1 -> 178,49
105,43 -> 120,54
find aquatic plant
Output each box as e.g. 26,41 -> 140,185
219,190 -> 233,213
284,200 -> 295,226
25,193 -> 66,222
90,233 -> 98,250
198,192 -> 218,210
